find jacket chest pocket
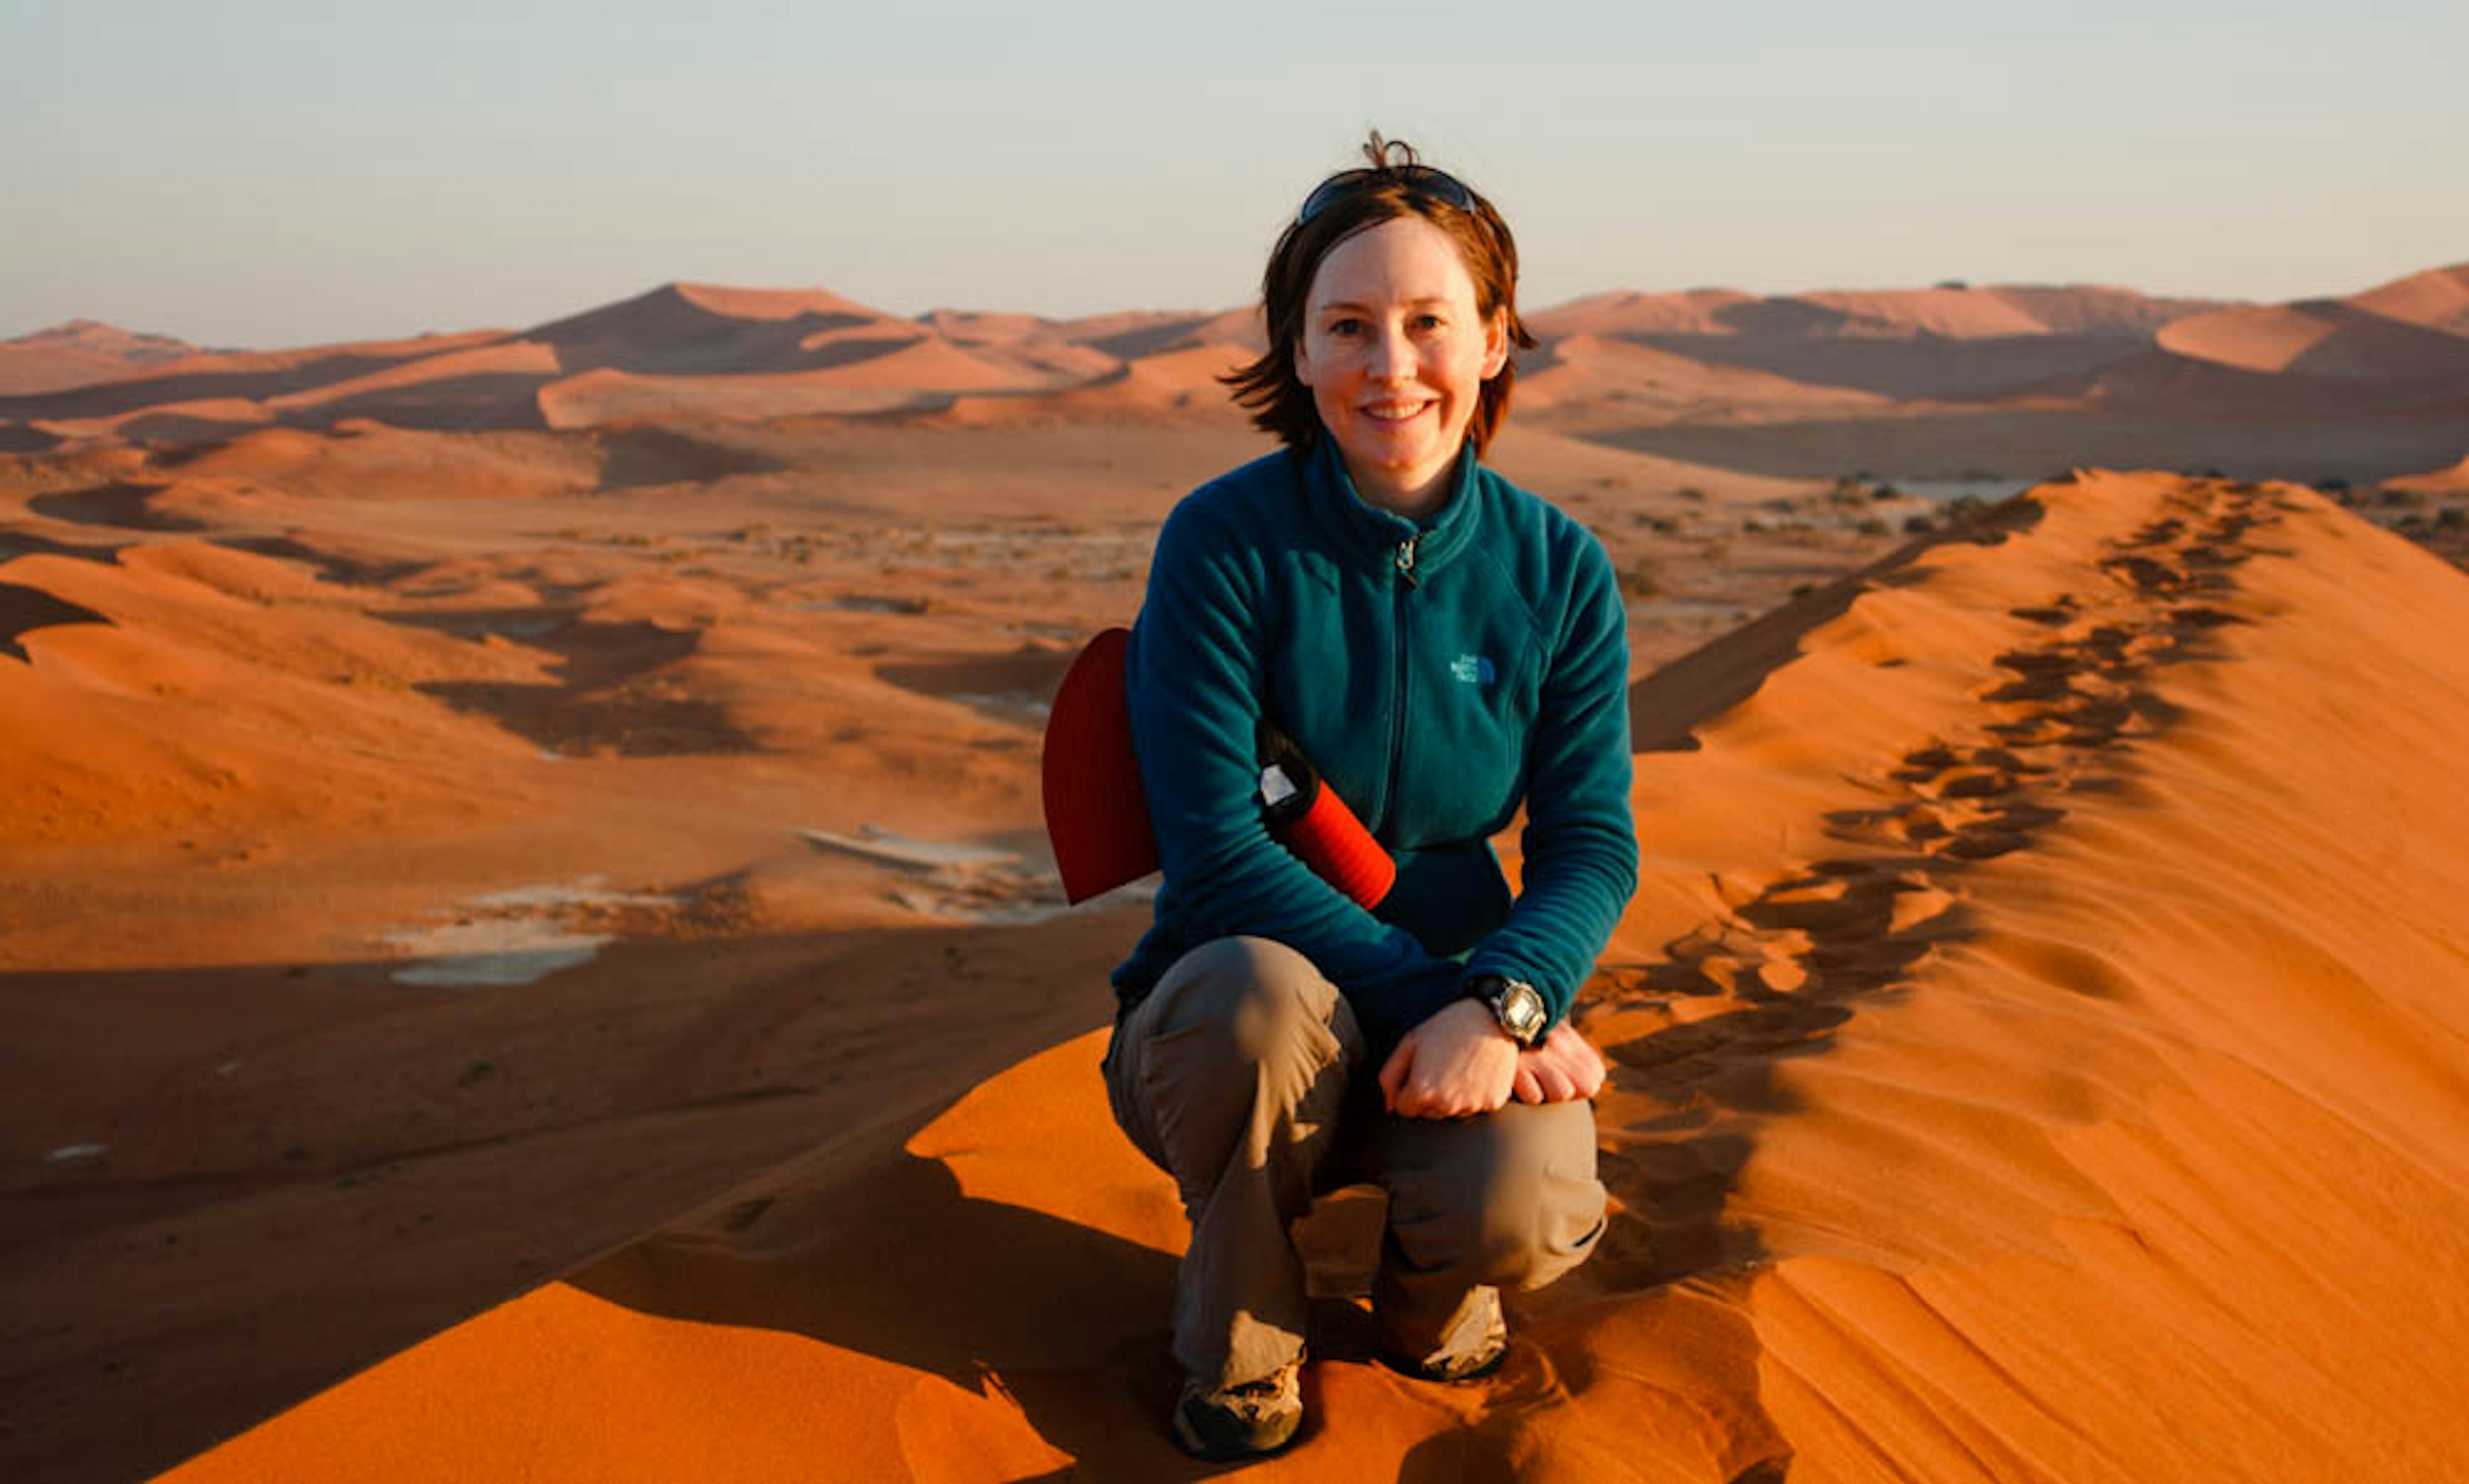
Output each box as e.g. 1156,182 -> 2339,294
1392,623 -> 1542,842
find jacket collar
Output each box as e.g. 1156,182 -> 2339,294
1298,437 -> 1483,575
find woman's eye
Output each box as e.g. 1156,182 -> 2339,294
1328,318 -> 1364,337
1414,314 -> 1446,331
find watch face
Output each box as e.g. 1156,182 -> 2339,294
1496,982 -> 1546,1044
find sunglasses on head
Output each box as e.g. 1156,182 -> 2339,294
1296,163 -> 1479,226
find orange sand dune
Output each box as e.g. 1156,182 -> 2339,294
916,308 -> 1054,343
32,397 -> 277,447
1795,287 -> 2053,339
0,320 -> 201,395
1534,285 -> 2217,345
2155,298 -> 2469,381
1061,306 -> 1265,361
667,283 -> 888,323
1796,285 -> 2222,341
1526,284 -> 2239,403
912,309 -> 1126,374
1531,288 -> 1762,338
941,340 -> 1256,425
12,269 -> 2464,457
158,421 -> 602,502
1543,321 -> 2168,403
139,329 -> 513,378
894,314 -> 1123,386
2384,451 -> 2469,496
0,330 -> 514,428
1517,332 -> 1892,419
0,539 -> 549,853
1980,285 -> 2225,336
259,340 -> 563,424
534,335 -> 1035,430
166,471 -> 2469,1481
2345,262 -> 2469,335
525,283 -> 900,378
1119,341 -> 1253,397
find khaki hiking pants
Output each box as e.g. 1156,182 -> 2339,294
1103,936 -> 1607,1389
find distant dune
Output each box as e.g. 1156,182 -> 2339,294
154,470 -> 2469,1482
2385,451 -> 2469,496
6,266 -> 2463,489
0,320 -> 201,395
2157,299 -> 2469,382
1515,331 -> 1895,417
2347,263 -> 2469,335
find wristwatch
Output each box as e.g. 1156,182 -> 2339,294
1465,973 -> 1548,1047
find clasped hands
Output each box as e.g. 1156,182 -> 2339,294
1375,995 -> 1605,1119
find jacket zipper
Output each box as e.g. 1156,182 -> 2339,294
1386,536 -> 1418,829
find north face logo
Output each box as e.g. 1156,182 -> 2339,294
1449,653 -> 1496,685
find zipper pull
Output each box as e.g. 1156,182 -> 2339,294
1395,538 -> 1419,587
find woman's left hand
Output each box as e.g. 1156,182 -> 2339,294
1512,1021 -> 1606,1105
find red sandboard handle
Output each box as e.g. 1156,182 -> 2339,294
1259,725 -> 1396,909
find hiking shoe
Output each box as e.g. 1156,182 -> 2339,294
1386,1304 -> 1510,1383
1396,1332 -> 1508,1382
1170,1358 -> 1303,1462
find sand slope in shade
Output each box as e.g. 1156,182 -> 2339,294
162,471 -> 2469,1482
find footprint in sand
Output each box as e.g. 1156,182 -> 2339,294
1578,479 -> 2285,1289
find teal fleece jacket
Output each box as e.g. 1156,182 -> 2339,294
1111,438 -> 1637,1051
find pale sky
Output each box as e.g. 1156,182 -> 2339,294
5,0 -> 2463,348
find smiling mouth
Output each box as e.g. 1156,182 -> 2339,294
1361,403 -> 1431,423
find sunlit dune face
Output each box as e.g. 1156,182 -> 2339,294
1292,216 -> 1506,520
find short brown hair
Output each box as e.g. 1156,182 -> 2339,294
1224,133 -> 1536,458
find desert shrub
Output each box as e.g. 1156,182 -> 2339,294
1854,517 -> 1891,536
1618,561 -> 1663,600
1904,514 -> 1937,534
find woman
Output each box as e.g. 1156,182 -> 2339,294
1103,134 -> 1634,1461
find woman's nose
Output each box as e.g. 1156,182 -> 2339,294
1366,324 -> 1412,381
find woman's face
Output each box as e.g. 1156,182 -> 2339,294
1293,215 -> 1508,519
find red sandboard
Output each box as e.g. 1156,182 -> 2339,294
1042,628 -> 1159,903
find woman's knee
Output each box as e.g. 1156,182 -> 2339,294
1110,937 -> 1359,1203
1138,937 -> 1353,1067
1389,1102 -> 1606,1290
